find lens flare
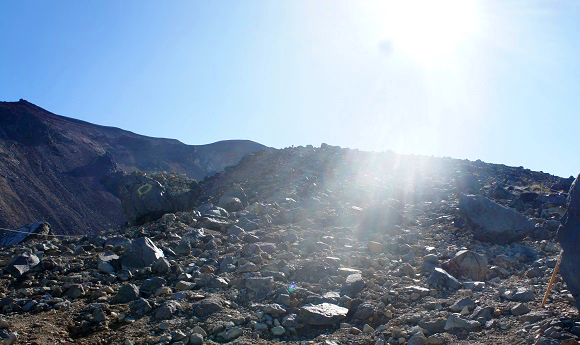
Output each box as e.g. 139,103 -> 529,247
288,283 -> 296,293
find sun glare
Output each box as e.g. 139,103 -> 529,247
379,0 -> 480,65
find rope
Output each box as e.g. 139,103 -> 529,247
0,227 -> 82,238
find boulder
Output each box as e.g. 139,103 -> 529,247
112,284 -> 140,304
191,297 -> 225,318
557,174 -> 580,309
129,298 -> 152,318
459,194 -> 535,243
447,250 -> 488,281
341,273 -> 365,297
140,277 -> 167,297
111,172 -> 201,225
244,277 -> 275,297
5,253 -> 40,278
427,268 -> 462,291
444,314 -> 481,331
121,237 -> 164,269
155,301 -> 181,320
298,303 -> 348,325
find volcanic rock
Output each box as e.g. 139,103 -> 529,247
459,194 -> 535,243
557,174 -> 580,308
4,253 -> 40,278
120,237 -> 164,268
116,172 -> 201,225
112,284 -> 140,304
447,250 -> 488,281
341,273 -> 365,296
191,298 -> 225,318
427,268 -> 462,291
298,303 -> 349,325
444,314 -> 481,331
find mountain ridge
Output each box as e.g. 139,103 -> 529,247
0,100 -> 267,233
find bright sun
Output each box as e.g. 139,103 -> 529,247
379,0 -> 480,65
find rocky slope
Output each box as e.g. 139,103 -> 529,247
0,100 -> 266,233
0,145 -> 577,345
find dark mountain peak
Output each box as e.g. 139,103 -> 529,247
0,101 -> 267,234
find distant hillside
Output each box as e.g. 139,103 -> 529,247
0,100 -> 267,233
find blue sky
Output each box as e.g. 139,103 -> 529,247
1,1 -> 578,177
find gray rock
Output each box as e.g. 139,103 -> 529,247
191,297 -> 225,318
153,257 -> 171,274
504,287 -> 535,302
238,262 -> 259,273
244,277 -> 275,296
537,193 -> 567,207
227,225 -> 246,237
341,273 -> 365,296
470,306 -> 494,323
155,301 -> 181,320
263,303 -> 287,316
105,236 -> 131,248
447,250 -> 488,281
557,174 -> 580,309
171,330 -> 186,342
427,268 -> 462,291
353,303 -> 375,320
219,326 -> 243,341
113,284 -> 140,304
175,240 -> 191,256
140,277 -> 166,297
519,311 -> 549,323
175,281 -> 196,291
199,217 -> 231,231
189,333 -> 204,345
5,253 -> 40,278
116,172 -> 201,225
129,298 -> 152,317
418,318 -> 446,334
271,325 -> 285,336
282,313 -> 300,328
93,308 -> 106,323
459,194 -> 535,243
298,303 -> 348,325
97,260 -> 115,274
444,313 -> 481,331
551,177 -> 575,192
408,333 -> 427,345
65,284 -> 85,299
525,267 -> 544,278
208,277 -> 229,288
449,297 -> 475,312
121,237 -> 164,269
510,303 -> 530,316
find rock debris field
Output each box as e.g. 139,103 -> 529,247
0,145 -> 578,345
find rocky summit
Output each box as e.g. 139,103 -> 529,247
0,144 -> 578,345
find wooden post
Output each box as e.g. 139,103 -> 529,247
542,252 -> 562,308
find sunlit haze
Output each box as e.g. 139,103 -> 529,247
1,0 -> 578,177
